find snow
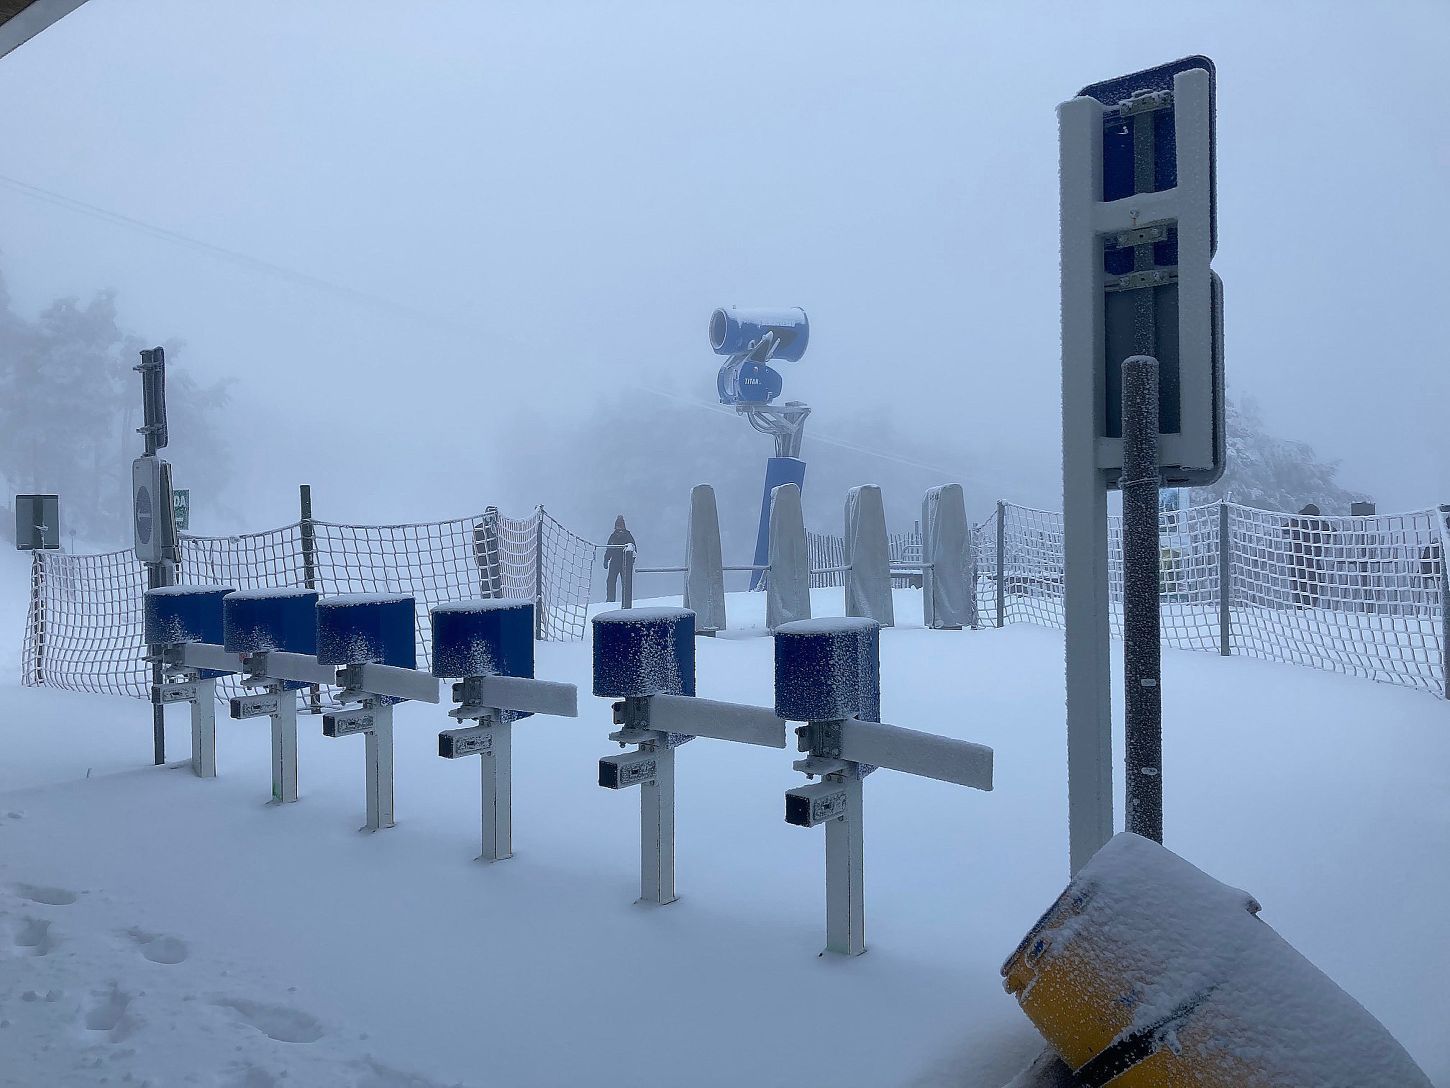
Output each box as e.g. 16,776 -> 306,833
143,583 -> 236,596
428,599 -> 530,615
2,548 -> 1446,1087
316,593 -> 415,607
226,588 -> 320,600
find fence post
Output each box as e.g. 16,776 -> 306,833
1218,502 -> 1232,657
30,552 -> 45,685
1440,504 -> 1449,701
534,506 -> 546,640
995,500 -> 1007,629
299,484 -> 321,713
622,545 -> 635,609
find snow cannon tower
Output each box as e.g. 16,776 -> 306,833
775,618 -> 994,956
430,599 -> 578,862
223,588 -> 328,804
316,594 -> 439,831
710,307 -> 811,590
144,584 -> 241,779
592,607 -> 788,906
1002,833 -> 1434,1087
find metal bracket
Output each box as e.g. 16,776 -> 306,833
1116,89 -> 1173,116
1105,268 -> 1177,293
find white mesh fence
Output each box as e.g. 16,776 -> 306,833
21,507 -> 599,702
974,501 -> 1447,698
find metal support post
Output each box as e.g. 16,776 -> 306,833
639,739 -> 677,905
363,702 -> 395,831
30,553 -> 45,685
1121,357 -> 1163,844
271,694 -> 299,803
190,678 -> 218,778
480,715 -> 513,861
1218,502 -> 1233,656
621,546 -> 635,609
823,772 -> 865,956
148,563 -> 168,765
995,500 -> 1007,628
299,484 -> 321,714
534,507 -> 546,640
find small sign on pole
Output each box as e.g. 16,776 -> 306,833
13,494 -> 59,550
173,489 -> 191,532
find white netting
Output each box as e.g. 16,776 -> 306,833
976,501 -> 1446,698
21,507 -> 599,702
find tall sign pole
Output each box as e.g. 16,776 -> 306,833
134,347 -> 179,766
1059,58 -> 1224,873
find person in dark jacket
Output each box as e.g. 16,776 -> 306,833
604,515 -> 636,603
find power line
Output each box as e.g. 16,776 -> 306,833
0,172 -> 525,349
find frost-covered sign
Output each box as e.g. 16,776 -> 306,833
1064,56 -> 1224,487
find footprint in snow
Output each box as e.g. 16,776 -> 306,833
15,883 -> 79,906
126,928 -> 189,965
83,983 -> 138,1042
14,917 -> 57,956
213,997 -> 324,1043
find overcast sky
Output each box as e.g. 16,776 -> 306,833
1,0 -> 1446,532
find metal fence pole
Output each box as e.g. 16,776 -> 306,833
534,506 -> 546,640
299,484 -> 321,714
995,500 -> 1007,629
622,545 -> 635,609
1121,356 -> 1162,844
30,553 -> 45,685
1218,502 -> 1232,657
1440,504 -> 1450,701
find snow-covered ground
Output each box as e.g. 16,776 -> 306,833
2,548 -> 1446,1086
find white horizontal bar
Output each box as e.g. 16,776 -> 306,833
355,662 -> 440,704
473,675 -> 578,718
177,642 -> 243,675
839,720 -> 993,791
257,650 -> 339,687
650,694 -> 786,749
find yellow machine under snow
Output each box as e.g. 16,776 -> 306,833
1000,834 -> 1432,1088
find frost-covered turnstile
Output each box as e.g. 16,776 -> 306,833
223,588 -> 332,804
316,594 -> 440,831
592,608 -> 787,905
776,618 -> 994,955
431,600 -> 578,861
144,585 -> 241,779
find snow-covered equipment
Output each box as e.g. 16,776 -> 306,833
843,485 -> 894,627
592,607 -> 787,905
431,600 -> 578,862
317,594 -> 439,832
143,584 -> 241,779
921,483 -> 972,630
710,306 -> 812,589
1001,833 -> 1433,1087
223,588 -> 329,804
682,484 -> 726,634
766,482 -> 811,630
776,618 -> 993,956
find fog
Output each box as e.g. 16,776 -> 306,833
2,0 -> 1447,552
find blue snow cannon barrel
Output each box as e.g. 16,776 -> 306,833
430,599 -> 534,680
315,594 -> 416,669
709,307 -> 810,362
592,608 -> 696,698
223,588 -> 320,690
774,617 -> 881,723
144,584 -> 235,648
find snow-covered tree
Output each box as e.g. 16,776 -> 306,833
1190,395 -> 1370,513
0,269 -> 231,545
